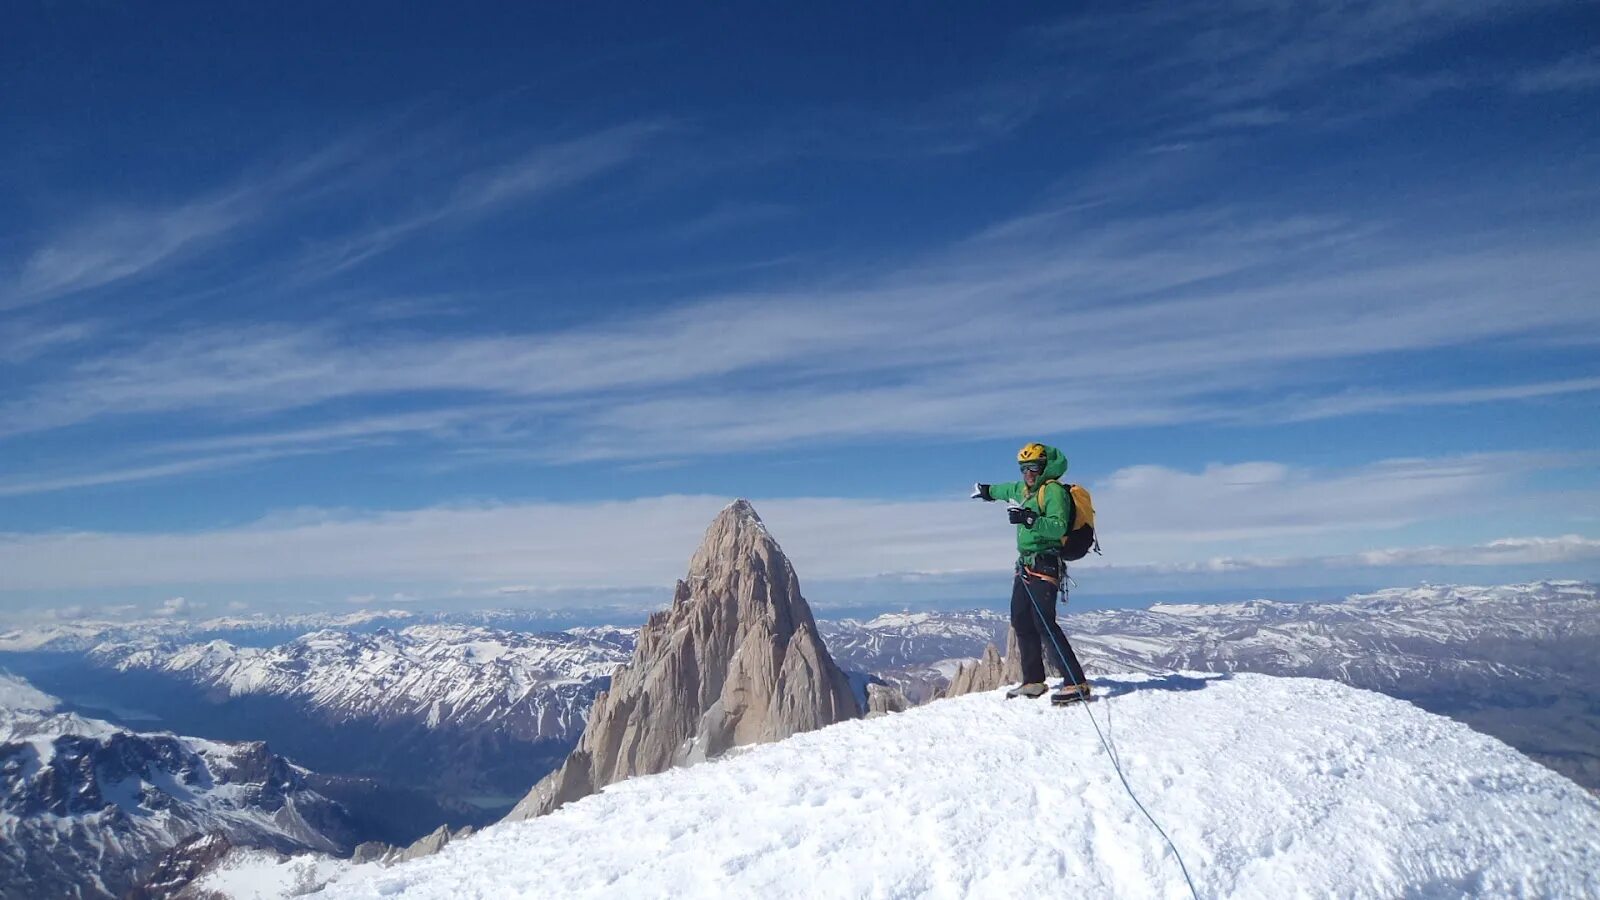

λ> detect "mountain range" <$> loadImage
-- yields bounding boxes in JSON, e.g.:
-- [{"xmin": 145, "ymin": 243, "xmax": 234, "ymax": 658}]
[
  {"xmin": 6, "ymin": 583, "xmax": 1594, "ymax": 816},
  {"xmin": 0, "ymin": 608, "xmax": 630, "ymax": 654},
  {"xmin": 74, "ymin": 625, "xmax": 634, "ymax": 837},
  {"xmin": 1, "ymin": 493, "xmax": 1595, "ymax": 897},
  {"xmin": 0, "ymin": 672, "xmax": 355, "ymax": 900}
]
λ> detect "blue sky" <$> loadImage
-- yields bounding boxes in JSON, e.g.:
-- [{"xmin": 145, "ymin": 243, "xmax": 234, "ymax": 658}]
[{"xmin": 3, "ymin": 2, "xmax": 1599, "ymax": 621}]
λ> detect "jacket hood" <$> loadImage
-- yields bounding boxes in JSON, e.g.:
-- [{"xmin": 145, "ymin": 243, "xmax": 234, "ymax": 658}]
[{"xmin": 1039, "ymin": 444, "xmax": 1068, "ymax": 482}]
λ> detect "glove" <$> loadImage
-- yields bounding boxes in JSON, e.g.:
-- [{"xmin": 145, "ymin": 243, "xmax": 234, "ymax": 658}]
[
  {"xmin": 1007, "ymin": 506, "xmax": 1038, "ymax": 527},
  {"xmin": 971, "ymin": 483, "xmax": 993, "ymax": 501}
]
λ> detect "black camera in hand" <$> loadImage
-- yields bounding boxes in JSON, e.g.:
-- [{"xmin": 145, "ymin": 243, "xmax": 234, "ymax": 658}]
[{"xmin": 1007, "ymin": 506, "xmax": 1038, "ymax": 527}]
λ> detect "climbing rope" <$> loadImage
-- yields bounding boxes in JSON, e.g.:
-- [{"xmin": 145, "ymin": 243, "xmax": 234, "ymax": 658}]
[{"xmin": 1019, "ymin": 572, "xmax": 1202, "ymax": 900}]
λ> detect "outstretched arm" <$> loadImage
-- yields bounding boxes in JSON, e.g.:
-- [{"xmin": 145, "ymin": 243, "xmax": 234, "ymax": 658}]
[{"xmin": 986, "ymin": 480, "xmax": 1025, "ymax": 503}]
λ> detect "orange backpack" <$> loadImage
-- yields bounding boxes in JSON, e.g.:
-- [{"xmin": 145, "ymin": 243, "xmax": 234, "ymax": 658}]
[{"xmin": 1037, "ymin": 481, "xmax": 1100, "ymax": 561}]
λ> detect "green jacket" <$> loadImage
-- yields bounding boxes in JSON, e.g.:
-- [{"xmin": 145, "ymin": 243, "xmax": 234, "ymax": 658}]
[{"xmin": 989, "ymin": 444, "xmax": 1069, "ymax": 560}]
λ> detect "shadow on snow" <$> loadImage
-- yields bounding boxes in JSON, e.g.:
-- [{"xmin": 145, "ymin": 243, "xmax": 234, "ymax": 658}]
[{"xmin": 1092, "ymin": 672, "xmax": 1232, "ymax": 699}]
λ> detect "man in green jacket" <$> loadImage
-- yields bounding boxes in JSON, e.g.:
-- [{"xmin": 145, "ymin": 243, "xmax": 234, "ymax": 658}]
[{"xmin": 972, "ymin": 441, "xmax": 1091, "ymax": 704}]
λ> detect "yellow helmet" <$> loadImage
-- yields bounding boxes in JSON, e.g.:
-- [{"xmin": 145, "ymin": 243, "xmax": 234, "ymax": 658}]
[{"xmin": 1017, "ymin": 442, "xmax": 1048, "ymax": 465}]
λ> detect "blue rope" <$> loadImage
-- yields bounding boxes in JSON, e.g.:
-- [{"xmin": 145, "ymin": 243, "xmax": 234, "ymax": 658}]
[{"xmin": 1019, "ymin": 571, "xmax": 1202, "ymax": 900}]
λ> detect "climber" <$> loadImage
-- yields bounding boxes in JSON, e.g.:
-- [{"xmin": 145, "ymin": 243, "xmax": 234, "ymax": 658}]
[{"xmin": 972, "ymin": 442, "xmax": 1092, "ymax": 705}]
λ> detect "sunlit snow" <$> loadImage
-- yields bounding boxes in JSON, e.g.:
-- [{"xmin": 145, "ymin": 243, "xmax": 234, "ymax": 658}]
[{"xmin": 204, "ymin": 672, "xmax": 1600, "ymax": 899}]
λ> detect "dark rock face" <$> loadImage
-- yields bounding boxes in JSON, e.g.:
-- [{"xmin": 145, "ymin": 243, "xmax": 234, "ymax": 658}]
[
  {"xmin": 865, "ymin": 683, "xmax": 910, "ymax": 716},
  {"xmin": 0, "ymin": 711, "xmax": 356, "ymax": 900},
  {"xmin": 943, "ymin": 637, "xmax": 1009, "ymax": 699},
  {"xmin": 125, "ymin": 832, "xmax": 237, "ymax": 900},
  {"xmin": 349, "ymin": 822, "xmax": 477, "ymax": 868},
  {"xmin": 507, "ymin": 500, "xmax": 861, "ymax": 820},
  {"xmin": 941, "ymin": 625, "xmax": 1060, "ymax": 698}
]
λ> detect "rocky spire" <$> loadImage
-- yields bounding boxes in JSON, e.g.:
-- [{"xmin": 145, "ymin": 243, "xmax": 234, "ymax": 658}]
[
  {"xmin": 506, "ymin": 499, "xmax": 861, "ymax": 820},
  {"xmin": 943, "ymin": 625, "xmax": 1063, "ymax": 698},
  {"xmin": 865, "ymin": 683, "xmax": 909, "ymax": 716}
]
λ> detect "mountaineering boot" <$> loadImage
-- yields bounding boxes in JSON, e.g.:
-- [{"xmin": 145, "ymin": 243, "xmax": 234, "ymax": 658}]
[
  {"xmin": 1051, "ymin": 681, "xmax": 1093, "ymax": 706},
  {"xmin": 1006, "ymin": 682, "xmax": 1048, "ymax": 700}
]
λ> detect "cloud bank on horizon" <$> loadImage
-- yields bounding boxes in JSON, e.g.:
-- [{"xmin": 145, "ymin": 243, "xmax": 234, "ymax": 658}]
[{"xmin": 1, "ymin": 2, "xmax": 1597, "ymax": 617}]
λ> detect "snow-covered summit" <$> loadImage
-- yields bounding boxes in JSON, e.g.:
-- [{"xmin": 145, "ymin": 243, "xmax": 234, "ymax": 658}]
[
  {"xmin": 822, "ymin": 581, "xmax": 1600, "ymax": 789},
  {"xmin": 201, "ymin": 672, "xmax": 1600, "ymax": 899}
]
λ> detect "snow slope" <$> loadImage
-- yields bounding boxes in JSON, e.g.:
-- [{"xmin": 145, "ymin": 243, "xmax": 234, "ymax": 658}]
[{"xmin": 203, "ymin": 672, "xmax": 1600, "ymax": 899}]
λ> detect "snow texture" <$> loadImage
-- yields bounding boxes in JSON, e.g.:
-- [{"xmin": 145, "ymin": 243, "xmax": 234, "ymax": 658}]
[
  {"xmin": 200, "ymin": 849, "xmax": 350, "ymax": 900},
  {"xmin": 824, "ymin": 580, "xmax": 1600, "ymax": 789},
  {"xmin": 214, "ymin": 672, "xmax": 1600, "ymax": 899},
  {"xmin": 0, "ymin": 669, "xmax": 59, "ymax": 711}
]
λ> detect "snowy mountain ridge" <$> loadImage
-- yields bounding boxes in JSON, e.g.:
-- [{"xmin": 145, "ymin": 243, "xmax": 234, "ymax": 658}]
[
  {"xmin": 0, "ymin": 607, "xmax": 628, "ymax": 654},
  {"xmin": 89, "ymin": 625, "xmax": 632, "ymax": 738},
  {"xmin": 0, "ymin": 673, "xmax": 355, "ymax": 900},
  {"xmin": 820, "ymin": 610, "xmax": 1008, "ymax": 703},
  {"xmin": 195, "ymin": 672, "xmax": 1600, "ymax": 899},
  {"xmin": 0, "ymin": 610, "xmax": 422, "ymax": 653},
  {"xmin": 58, "ymin": 625, "xmax": 638, "ymax": 825}
]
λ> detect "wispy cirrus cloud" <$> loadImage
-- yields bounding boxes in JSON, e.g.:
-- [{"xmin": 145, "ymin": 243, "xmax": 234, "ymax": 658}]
[
  {"xmin": 3, "ymin": 194, "xmax": 1597, "ymax": 483},
  {"xmin": 295, "ymin": 120, "xmax": 668, "ymax": 277},
  {"xmin": 782, "ymin": 77, "xmax": 1061, "ymax": 159},
  {"xmin": 0, "ymin": 406, "xmax": 534, "ymax": 498},
  {"xmin": 0, "ymin": 452, "xmax": 300, "ymax": 498},
  {"xmin": 0, "ymin": 298, "xmax": 864, "ymax": 438},
  {"xmin": 656, "ymin": 202, "xmax": 793, "ymax": 243},
  {"xmin": 1270, "ymin": 377, "xmax": 1600, "ymax": 422},
  {"xmin": 0, "ymin": 316, "xmax": 100, "ymax": 364},
  {"xmin": 2, "ymin": 198, "xmax": 242, "ymax": 309},
  {"xmin": 4, "ymin": 18, "xmax": 1597, "ymax": 497},
  {"xmin": 1033, "ymin": 0, "xmax": 1565, "ymax": 136},
  {"xmin": 1166, "ymin": 0, "xmax": 1533, "ymax": 106},
  {"xmin": 1512, "ymin": 51, "xmax": 1600, "ymax": 94},
  {"xmin": 0, "ymin": 139, "xmax": 366, "ymax": 310},
  {"xmin": 0, "ymin": 118, "xmax": 665, "ymax": 312}
]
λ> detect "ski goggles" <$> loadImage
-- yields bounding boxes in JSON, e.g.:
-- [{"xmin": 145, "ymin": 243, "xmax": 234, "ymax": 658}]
[{"xmin": 1020, "ymin": 461, "xmax": 1045, "ymax": 475}]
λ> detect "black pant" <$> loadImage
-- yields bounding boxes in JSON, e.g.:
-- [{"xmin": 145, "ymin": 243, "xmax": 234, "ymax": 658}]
[{"xmin": 1010, "ymin": 563, "xmax": 1087, "ymax": 685}]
